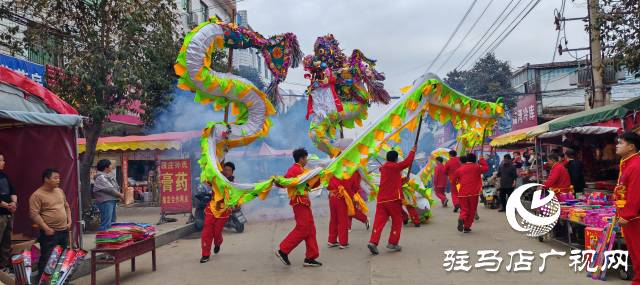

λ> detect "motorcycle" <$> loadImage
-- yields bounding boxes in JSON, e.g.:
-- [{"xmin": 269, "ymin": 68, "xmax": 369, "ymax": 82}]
[
  {"xmin": 194, "ymin": 182, "xmax": 247, "ymax": 233},
  {"xmin": 480, "ymin": 171, "xmax": 501, "ymax": 209}
]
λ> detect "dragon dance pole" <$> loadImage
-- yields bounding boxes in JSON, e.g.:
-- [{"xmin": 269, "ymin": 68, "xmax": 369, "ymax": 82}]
[
  {"xmin": 479, "ymin": 127, "xmax": 487, "ymax": 164},
  {"xmin": 406, "ymin": 114, "xmax": 424, "ymax": 174}
]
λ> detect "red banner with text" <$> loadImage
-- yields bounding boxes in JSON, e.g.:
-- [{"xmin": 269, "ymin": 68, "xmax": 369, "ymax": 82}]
[
  {"xmin": 160, "ymin": 159, "xmax": 192, "ymax": 214},
  {"xmin": 511, "ymin": 94, "xmax": 537, "ymax": 130}
]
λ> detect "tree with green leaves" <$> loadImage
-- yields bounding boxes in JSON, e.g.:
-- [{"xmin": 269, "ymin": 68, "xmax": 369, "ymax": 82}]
[
  {"xmin": 593, "ymin": 0, "xmax": 640, "ymax": 77},
  {"xmin": 443, "ymin": 53, "xmax": 516, "ymax": 109},
  {"xmin": 0, "ymin": 0, "xmax": 181, "ymax": 211}
]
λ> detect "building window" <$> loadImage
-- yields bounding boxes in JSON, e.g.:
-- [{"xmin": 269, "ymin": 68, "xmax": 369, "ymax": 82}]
[
  {"xmin": 200, "ymin": 1, "xmax": 208, "ymax": 22},
  {"xmin": 182, "ymin": 0, "xmax": 191, "ymax": 12},
  {"xmin": 236, "ymin": 14, "xmax": 242, "ymax": 25},
  {"xmin": 28, "ymin": 45, "xmax": 57, "ymax": 66}
]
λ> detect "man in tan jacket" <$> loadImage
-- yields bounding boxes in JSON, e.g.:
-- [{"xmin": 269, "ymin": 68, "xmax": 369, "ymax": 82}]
[{"xmin": 29, "ymin": 169, "xmax": 71, "ymax": 280}]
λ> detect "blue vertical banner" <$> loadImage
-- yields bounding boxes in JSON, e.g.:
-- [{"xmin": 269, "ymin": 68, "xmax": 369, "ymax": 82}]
[{"xmin": 0, "ymin": 54, "xmax": 45, "ymax": 86}]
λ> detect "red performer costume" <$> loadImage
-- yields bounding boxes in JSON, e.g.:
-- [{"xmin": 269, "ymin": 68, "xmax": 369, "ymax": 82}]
[
  {"xmin": 433, "ymin": 162, "xmax": 448, "ymax": 206},
  {"xmin": 402, "ymin": 206, "xmax": 420, "ymax": 225},
  {"xmin": 201, "ymin": 176, "xmax": 234, "ymax": 259},
  {"xmin": 542, "ymin": 162, "xmax": 573, "ymax": 194},
  {"xmin": 276, "ymin": 159, "xmax": 322, "ymax": 267},
  {"xmin": 452, "ymin": 157, "xmax": 488, "ymax": 232},
  {"xmin": 346, "ymin": 172, "xmax": 369, "ymax": 229},
  {"xmin": 615, "ymin": 153, "xmax": 640, "ymax": 285},
  {"xmin": 327, "ymin": 176, "xmax": 352, "ymax": 247},
  {"xmin": 444, "ymin": 156, "xmax": 462, "ymax": 207},
  {"xmin": 369, "ymin": 150, "xmax": 415, "ymax": 250}
]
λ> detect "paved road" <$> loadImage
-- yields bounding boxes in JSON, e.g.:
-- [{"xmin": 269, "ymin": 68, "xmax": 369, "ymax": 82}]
[{"xmin": 75, "ymin": 193, "xmax": 630, "ymax": 285}]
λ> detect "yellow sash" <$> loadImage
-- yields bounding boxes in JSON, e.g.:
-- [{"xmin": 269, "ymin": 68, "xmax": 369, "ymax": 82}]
[
  {"xmin": 353, "ymin": 193, "xmax": 369, "ymax": 214},
  {"xmin": 550, "ymin": 185, "xmax": 574, "ymax": 193}
]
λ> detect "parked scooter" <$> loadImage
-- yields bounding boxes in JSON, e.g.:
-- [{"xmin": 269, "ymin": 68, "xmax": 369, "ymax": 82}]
[
  {"xmin": 194, "ymin": 181, "xmax": 246, "ymax": 233},
  {"xmin": 480, "ymin": 171, "xmax": 501, "ymax": 209}
]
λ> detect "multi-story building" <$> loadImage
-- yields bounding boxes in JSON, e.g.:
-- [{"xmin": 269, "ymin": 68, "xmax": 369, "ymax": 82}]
[
  {"xmin": 0, "ymin": 1, "xmax": 52, "ymax": 86},
  {"xmin": 177, "ymin": 2, "xmax": 271, "ymax": 84},
  {"xmin": 509, "ymin": 60, "xmax": 634, "ymax": 119}
]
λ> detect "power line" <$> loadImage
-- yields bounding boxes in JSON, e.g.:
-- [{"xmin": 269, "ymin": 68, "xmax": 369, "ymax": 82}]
[
  {"xmin": 425, "ymin": 0, "xmax": 479, "ymax": 72},
  {"xmin": 435, "ymin": 0, "xmax": 495, "ymax": 74},
  {"xmin": 488, "ymin": 0, "xmax": 542, "ymax": 54},
  {"xmin": 386, "ymin": 32, "xmax": 487, "ymax": 78},
  {"xmin": 455, "ymin": 0, "xmax": 516, "ymax": 71},
  {"xmin": 466, "ymin": 0, "xmax": 539, "ymax": 69},
  {"xmin": 459, "ymin": 0, "xmax": 525, "ymax": 69}
]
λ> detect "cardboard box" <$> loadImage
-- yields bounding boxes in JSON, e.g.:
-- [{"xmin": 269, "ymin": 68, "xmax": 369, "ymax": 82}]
[
  {"xmin": 0, "ymin": 269, "xmax": 14, "ymax": 285},
  {"xmin": 0, "ymin": 234, "xmax": 39, "ymax": 285},
  {"xmin": 10, "ymin": 233, "xmax": 37, "ymax": 256}
]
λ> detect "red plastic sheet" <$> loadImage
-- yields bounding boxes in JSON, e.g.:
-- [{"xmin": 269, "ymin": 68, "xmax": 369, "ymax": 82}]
[
  {"xmin": 0, "ymin": 66, "xmax": 78, "ymax": 115},
  {"xmin": 0, "ymin": 124, "xmax": 79, "ymax": 246}
]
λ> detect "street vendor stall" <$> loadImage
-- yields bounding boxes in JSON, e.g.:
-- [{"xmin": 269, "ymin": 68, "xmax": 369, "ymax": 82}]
[
  {"xmin": 0, "ymin": 66, "xmax": 84, "ymax": 247},
  {"xmin": 525, "ymin": 97, "xmax": 640, "ymax": 191},
  {"xmin": 78, "ymin": 131, "xmax": 201, "ymax": 205}
]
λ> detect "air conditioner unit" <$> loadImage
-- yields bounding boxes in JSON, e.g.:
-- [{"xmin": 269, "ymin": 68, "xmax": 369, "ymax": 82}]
[{"xmin": 570, "ymin": 67, "xmax": 627, "ymax": 87}]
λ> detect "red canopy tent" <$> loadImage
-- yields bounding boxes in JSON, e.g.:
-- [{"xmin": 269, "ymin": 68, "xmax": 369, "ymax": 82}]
[{"xmin": 0, "ymin": 66, "xmax": 84, "ymax": 247}]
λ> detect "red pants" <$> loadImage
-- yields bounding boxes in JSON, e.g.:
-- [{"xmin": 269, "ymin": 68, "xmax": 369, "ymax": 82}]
[
  {"xmin": 450, "ymin": 180, "xmax": 459, "ymax": 206},
  {"xmin": 435, "ymin": 186, "xmax": 447, "ymax": 204},
  {"xmin": 402, "ymin": 206, "xmax": 420, "ymax": 225},
  {"xmin": 458, "ymin": 196, "xmax": 479, "ymax": 229},
  {"xmin": 369, "ymin": 200, "xmax": 403, "ymax": 246},
  {"xmin": 623, "ymin": 219, "xmax": 640, "ymax": 285},
  {"xmin": 328, "ymin": 195, "xmax": 349, "ymax": 245},
  {"xmin": 201, "ymin": 214, "xmax": 229, "ymax": 257},
  {"xmin": 349, "ymin": 208, "xmax": 368, "ymax": 228},
  {"xmin": 280, "ymin": 203, "xmax": 319, "ymax": 259}
]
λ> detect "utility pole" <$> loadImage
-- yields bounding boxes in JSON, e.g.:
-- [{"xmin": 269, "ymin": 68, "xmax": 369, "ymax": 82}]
[
  {"xmin": 588, "ymin": 0, "xmax": 605, "ymax": 108},
  {"xmin": 224, "ymin": 4, "xmax": 237, "ymax": 124}
]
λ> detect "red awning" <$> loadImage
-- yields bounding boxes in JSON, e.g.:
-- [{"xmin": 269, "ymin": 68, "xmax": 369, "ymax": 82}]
[{"xmin": 0, "ymin": 66, "xmax": 78, "ymax": 115}]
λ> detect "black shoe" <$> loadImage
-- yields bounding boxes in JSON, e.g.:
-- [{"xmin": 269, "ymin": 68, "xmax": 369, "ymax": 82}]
[
  {"xmin": 498, "ymin": 209, "xmax": 506, "ymax": 212},
  {"xmin": 463, "ymin": 228, "xmax": 472, "ymax": 233},
  {"xmin": 303, "ymin": 258, "xmax": 323, "ymax": 267},
  {"xmin": 200, "ymin": 256, "xmax": 210, "ymax": 263},
  {"xmin": 367, "ymin": 242, "xmax": 379, "ymax": 254},
  {"xmin": 453, "ymin": 205, "xmax": 460, "ymax": 213},
  {"xmin": 475, "ymin": 212, "xmax": 480, "ymax": 220},
  {"xmin": 457, "ymin": 218, "xmax": 464, "ymax": 232},
  {"xmin": 214, "ymin": 246, "xmax": 220, "ymax": 254},
  {"xmin": 276, "ymin": 250, "xmax": 291, "ymax": 266},
  {"xmin": 415, "ymin": 223, "xmax": 421, "ymax": 228},
  {"xmin": 403, "ymin": 219, "xmax": 408, "ymax": 225}
]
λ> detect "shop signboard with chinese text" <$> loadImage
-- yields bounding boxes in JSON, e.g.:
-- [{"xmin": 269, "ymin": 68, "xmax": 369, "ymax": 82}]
[
  {"xmin": 511, "ymin": 94, "xmax": 537, "ymax": 130},
  {"xmin": 160, "ymin": 159, "xmax": 192, "ymax": 214},
  {"xmin": 0, "ymin": 54, "xmax": 45, "ymax": 86}
]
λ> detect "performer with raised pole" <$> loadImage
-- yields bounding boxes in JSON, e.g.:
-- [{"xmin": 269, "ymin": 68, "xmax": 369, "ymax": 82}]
[
  {"xmin": 367, "ymin": 145, "xmax": 417, "ymax": 254},
  {"xmin": 200, "ymin": 162, "xmax": 236, "ymax": 263},
  {"xmin": 275, "ymin": 147, "xmax": 323, "ymax": 267},
  {"xmin": 452, "ymin": 153, "xmax": 488, "ymax": 233}
]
